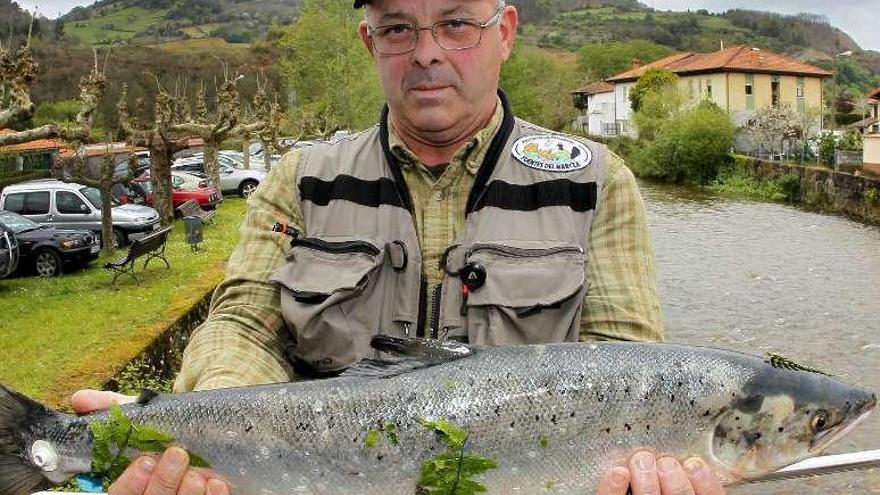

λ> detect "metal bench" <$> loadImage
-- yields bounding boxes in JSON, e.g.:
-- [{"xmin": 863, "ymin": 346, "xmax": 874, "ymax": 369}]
[
  {"xmin": 176, "ymin": 199, "xmax": 216, "ymax": 225},
  {"xmin": 103, "ymin": 226, "xmax": 173, "ymax": 288}
]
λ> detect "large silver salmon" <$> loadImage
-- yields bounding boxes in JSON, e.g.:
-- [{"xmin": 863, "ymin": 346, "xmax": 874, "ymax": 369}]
[{"xmin": 0, "ymin": 336, "xmax": 875, "ymax": 495}]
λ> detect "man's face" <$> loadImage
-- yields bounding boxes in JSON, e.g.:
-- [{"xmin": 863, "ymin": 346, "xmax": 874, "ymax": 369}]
[{"xmin": 359, "ymin": 0, "xmax": 517, "ymax": 137}]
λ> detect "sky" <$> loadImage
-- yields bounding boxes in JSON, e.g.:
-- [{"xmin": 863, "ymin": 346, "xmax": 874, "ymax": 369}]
[{"xmin": 14, "ymin": 0, "xmax": 880, "ymax": 52}]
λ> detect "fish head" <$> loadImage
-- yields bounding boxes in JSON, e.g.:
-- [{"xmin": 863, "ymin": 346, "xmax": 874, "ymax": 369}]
[{"xmin": 707, "ymin": 366, "xmax": 876, "ymax": 483}]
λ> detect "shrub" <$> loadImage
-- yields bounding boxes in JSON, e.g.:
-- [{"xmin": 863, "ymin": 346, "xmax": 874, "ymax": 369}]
[{"xmin": 630, "ymin": 102, "xmax": 735, "ymax": 184}]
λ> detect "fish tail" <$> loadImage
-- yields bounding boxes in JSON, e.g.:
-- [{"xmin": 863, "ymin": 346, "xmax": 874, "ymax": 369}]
[{"xmin": 0, "ymin": 385, "xmax": 55, "ymax": 495}]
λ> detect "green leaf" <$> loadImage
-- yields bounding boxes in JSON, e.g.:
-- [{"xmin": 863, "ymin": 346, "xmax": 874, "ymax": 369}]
[
  {"xmin": 415, "ymin": 417, "xmax": 468, "ymax": 449},
  {"xmin": 365, "ymin": 429, "xmax": 381, "ymax": 449},
  {"xmin": 188, "ymin": 452, "xmax": 211, "ymax": 468},
  {"xmin": 382, "ymin": 422, "xmax": 399, "ymax": 446}
]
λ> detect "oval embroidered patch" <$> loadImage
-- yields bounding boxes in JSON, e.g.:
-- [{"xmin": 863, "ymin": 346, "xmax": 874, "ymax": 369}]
[{"xmin": 512, "ymin": 135, "xmax": 592, "ymax": 173}]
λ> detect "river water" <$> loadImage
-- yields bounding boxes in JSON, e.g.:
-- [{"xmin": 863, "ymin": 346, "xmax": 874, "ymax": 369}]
[{"xmin": 640, "ymin": 181, "xmax": 880, "ymax": 494}]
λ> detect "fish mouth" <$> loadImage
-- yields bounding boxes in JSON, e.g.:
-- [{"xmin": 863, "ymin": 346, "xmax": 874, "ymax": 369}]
[{"xmin": 811, "ymin": 403, "xmax": 875, "ymax": 454}]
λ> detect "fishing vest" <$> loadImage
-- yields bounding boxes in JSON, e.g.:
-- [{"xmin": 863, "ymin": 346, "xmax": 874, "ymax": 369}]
[{"xmin": 271, "ymin": 93, "xmax": 608, "ymax": 375}]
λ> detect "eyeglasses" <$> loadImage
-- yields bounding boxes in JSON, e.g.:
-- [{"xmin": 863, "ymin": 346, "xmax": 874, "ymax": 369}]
[{"xmin": 368, "ymin": 7, "xmax": 504, "ymax": 56}]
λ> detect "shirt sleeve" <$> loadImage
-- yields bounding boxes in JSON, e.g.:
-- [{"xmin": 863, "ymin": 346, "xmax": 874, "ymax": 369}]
[
  {"xmin": 580, "ymin": 151, "xmax": 664, "ymax": 342},
  {"xmin": 173, "ymin": 151, "xmax": 306, "ymax": 392}
]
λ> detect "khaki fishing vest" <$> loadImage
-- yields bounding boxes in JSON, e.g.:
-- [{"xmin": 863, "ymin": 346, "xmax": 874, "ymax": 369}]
[{"xmin": 271, "ymin": 93, "xmax": 608, "ymax": 375}]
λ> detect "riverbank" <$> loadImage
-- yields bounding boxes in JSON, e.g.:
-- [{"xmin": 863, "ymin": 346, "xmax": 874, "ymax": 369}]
[
  {"xmin": 715, "ymin": 156, "xmax": 880, "ymax": 224},
  {"xmin": 0, "ymin": 198, "xmax": 246, "ymax": 407}
]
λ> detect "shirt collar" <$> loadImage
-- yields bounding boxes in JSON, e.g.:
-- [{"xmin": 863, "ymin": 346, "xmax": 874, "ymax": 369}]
[{"xmin": 388, "ymin": 97, "xmax": 505, "ymax": 176}]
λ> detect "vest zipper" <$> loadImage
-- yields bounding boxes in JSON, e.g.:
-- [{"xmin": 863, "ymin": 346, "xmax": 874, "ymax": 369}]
[
  {"xmin": 430, "ymin": 283, "xmax": 442, "ymax": 339},
  {"xmin": 416, "ymin": 277, "xmax": 427, "ymax": 338},
  {"xmin": 468, "ymin": 243, "xmax": 583, "ymax": 258},
  {"xmin": 294, "ymin": 237, "xmax": 380, "ymax": 256}
]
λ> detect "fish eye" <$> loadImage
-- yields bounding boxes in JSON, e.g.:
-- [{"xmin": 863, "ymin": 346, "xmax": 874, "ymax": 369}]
[{"xmin": 810, "ymin": 410, "xmax": 830, "ymax": 432}]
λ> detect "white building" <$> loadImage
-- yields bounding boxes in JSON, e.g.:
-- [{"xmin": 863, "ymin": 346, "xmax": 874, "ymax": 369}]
[{"xmin": 570, "ymin": 81, "xmax": 618, "ymax": 136}]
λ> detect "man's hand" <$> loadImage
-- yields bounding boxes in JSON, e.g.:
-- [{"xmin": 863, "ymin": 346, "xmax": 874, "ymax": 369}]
[
  {"xmin": 596, "ymin": 451, "xmax": 726, "ymax": 495},
  {"xmin": 71, "ymin": 390, "xmax": 230, "ymax": 495}
]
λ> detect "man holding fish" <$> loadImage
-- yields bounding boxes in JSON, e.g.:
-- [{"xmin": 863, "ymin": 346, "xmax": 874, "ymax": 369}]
[{"xmin": 68, "ymin": 0, "xmax": 766, "ymax": 494}]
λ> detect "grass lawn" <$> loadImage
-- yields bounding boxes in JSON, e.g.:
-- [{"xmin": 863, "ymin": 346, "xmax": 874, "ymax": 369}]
[{"xmin": 0, "ymin": 198, "xmax": 247, "ymax": 406}]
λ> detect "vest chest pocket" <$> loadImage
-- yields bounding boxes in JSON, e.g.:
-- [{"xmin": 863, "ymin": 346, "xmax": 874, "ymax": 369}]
[
  {"xmin": 461, "ymin": 242, "xmax": 587, "ymax": 345},
  {"xmin": 270, "ymin": 236, "xmax": 386, "ymax": 374}
]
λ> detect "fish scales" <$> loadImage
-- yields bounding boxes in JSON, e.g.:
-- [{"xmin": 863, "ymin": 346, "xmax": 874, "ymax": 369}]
[{"xmin": 0, "ymin": 340, "xmax": 875, "ymax": 495}]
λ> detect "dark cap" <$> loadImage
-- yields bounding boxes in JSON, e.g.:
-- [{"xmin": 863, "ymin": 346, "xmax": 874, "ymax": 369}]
[{"xmin": 353, "ymin": 0, "xmax": 369, "ymax": 7}]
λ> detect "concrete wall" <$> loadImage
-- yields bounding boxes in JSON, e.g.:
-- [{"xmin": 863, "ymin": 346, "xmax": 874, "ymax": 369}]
[
  {"xmin": 734, "ymin": 155, "xmax": 880, "ymax": 224},
  {"xmin": 865, "ymin": 134, "xmax": 880, "ymax": 167}
]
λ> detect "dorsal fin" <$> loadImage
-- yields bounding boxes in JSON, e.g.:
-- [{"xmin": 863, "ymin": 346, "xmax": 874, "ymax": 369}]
[
  {"xmin": 371, "ymin": 335, "xmax": 472, "ymax": 361},
  {"xmin": 341, "ymin": 336, "xmax": 473, "ymax": 379}
]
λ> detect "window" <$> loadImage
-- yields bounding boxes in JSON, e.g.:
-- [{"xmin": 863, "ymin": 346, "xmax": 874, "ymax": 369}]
[
  {"xmin": 172, "ymin": 175, "xmax": 184, "ymax": 187},
  {"xmin": 771, "ymin": 76, "xmax": 780, "ymax": 107},
  {"xmin": 56, "ymin": 191, "xmax": 88, "ymax": 214},
  {"xmin": 745, "ymin": 74, "xmax": 755, "ymax": 111},
  {"xmin": 5, "ymin": 192, "xmax": 50, "ymax": 215},
  {"xmin": 706, "ymin": 79, "xmax": 713, "ymax": 99}
]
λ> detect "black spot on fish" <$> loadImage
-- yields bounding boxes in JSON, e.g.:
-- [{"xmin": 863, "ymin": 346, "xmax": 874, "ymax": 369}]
[
  {"xmin": 690, "ymin": 399, "xmax": 695, "ymax": 407},
  {"xmin": 551, "ymin": 414, "xmax": 558, "ymax": 424},
  {"xmin": 778, "ymin": 427, "xmax": 784, "ymax": 433},
  {"xmin": 245, "ymin": 424, "xmax": 253, "ymax": 433},
  {"xmin": 624, "ymin": 387, "xmax": 630, "ymax": 394},
  {"xmin": 703, "ymin": 410, "xmax": 711, "ymax": 417},
  {"xmin": 605, "ymin": 428, "xmax": 611, "ymax": 434},
  {"xmin": 646, "ymin": 424, "xmax": 651, "ymax": 430},
  {"xmin": 535, "ymin": 415, "xmax": 540, "ymax": 422},
  {"xmin": 735, "ymin": 416, "xmax": 740, "ymax": 421},
  {"xmin": 510, "ymin": 420, "xmax": 516, "ymax": 428},
  {"xmin": 624, "ymin": 423, "xmax": 632, "ymax": 431},
  {"xmin": 377, "ymin": 455, "xmax": 384, "ymax": 461},
  {"xmin": 495, "ymin": 406, "xmax": 501, "ymax": 416},
  {"xmin": 677, "ymin": 381, "xmax": 683, "ymax": 388},
  {"xmin": 670, "ymin": 394, "xmax": 675, "ymax": 402},
  {"xmin": 570, "ymin": 412, "xmax": 576, "ymax": 418},
  {"xmin": 715, "ymin": 424, "xmax": 729, "ymax": 439}
]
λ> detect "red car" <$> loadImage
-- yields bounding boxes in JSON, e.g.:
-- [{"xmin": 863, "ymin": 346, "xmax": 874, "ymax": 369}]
[{"xmin": 123, "ymin": 173, "xmax": 222, "ymax": 210}]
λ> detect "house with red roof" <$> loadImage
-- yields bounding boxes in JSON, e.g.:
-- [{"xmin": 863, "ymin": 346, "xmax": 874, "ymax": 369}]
[
  {"xmin": 0, "ymin": 129, "xmax": 70, "ymax": 183},
  {"xmin": 863, "ymin": 88, "xmax": 880, "ymax": 175},
  {"xmin": 577, "ymin": 46, "xmax": 832, "ymax": 137}
]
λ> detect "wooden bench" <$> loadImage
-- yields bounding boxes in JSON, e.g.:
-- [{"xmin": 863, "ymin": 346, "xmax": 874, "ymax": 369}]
[
  {"xmin": 176, "ymin": 199, "xmax": 216, "ymax": 225},
  {"xmin": 104, "ymin": 226, "xmax": 173, "ymax": 288}
]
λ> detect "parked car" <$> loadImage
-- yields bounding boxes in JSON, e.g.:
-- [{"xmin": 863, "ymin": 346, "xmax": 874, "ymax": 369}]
[
  {"xmin": 170, "ymin": 161, "xmax": 265, "ymax": 197},
  {"xmin": 0, "ymin": 222, "xmax": 20, "ymax": 279},
  {"xmin": 0, "ymin": 179, "xmax": 161, "ymax": 247},
  {"xmin": 0, "ymin": 210, "xmax": 100, "ymax": 276},
  {"xmin": 132, "ymin": 174, "xmax": 222, "ymax": 211}
]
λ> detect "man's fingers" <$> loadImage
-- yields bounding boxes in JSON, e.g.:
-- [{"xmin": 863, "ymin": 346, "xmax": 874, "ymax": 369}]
[
  {"xmin": 206, "ymin": 478, "xmax": 230, "ymax": 495},
  {"xmin": 71, "ymin": 389, "xmax": 136, "ymax": 413},
  {"xmin": 178, "ymin": 471, "xmax": 207, "ymax": 495},
  {"xmin": 108, "ymin": 456, "xmax": 156, "ymax": 495},
  {"xmin": 144, "ymin": 447, "xmax": 190, "ymax": 495},
  {"xmin": 683, "ymin": 458, "xmax": 726, "ymax": 495},
  {"xmin": 657, "ymin": 457, "xmax": 696, "ymax": 495},
  {"xmin": 595, "ymin": 465, "xmax": 631, "ymax": 495},
  {"xmin": 630, "ymin": 451, "xmax": 661, "ymax": 495}
]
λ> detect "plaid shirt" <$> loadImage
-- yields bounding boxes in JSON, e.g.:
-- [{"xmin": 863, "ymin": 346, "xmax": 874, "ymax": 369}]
[{"xmin": 174, "ymin": 104, "xmax": 664, "ymax": 393}]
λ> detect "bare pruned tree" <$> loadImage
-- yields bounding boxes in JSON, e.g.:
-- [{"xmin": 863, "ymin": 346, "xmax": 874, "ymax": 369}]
[{"xmin": 118, "ymin": 81, "xmax": 188, "ymax": 225}]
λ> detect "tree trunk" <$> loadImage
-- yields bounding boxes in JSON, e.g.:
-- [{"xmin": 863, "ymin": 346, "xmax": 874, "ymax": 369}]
[
  {"xmin": 99, "ymin": 181, "xmax": 116, "ymax": 253},
  {"xmin": 204, "ymin": 140, "xmax": 221, "ymax": 192},
  {"xmin": 149, "ymin": 140, "xmax": 175, "ymax": 225},
  {"xmin": 242, "ymin": 138, "xmax": 251, "ymax": 170},
  {"xmin": 260, "ymin": 137, "xmax": 272, "ymax": 174}
]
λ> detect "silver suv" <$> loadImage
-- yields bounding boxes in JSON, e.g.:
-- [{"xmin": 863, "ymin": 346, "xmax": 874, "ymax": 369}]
[{"xmin": 0, "ymin": 179, "xmax": 161, "ymax": 246}]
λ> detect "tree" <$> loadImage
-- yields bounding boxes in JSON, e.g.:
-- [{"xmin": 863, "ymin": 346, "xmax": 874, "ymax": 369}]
[
  {"xmin": 631, "ymin": 102, "xmax": 735, "ymax": 184},
  {"xmin": 276, "ymin": 0, "xmax": 382, "ymax": 131},
  {"xmin": 117, "ymin": 83, "xmax": 187, "ymax": 225},
  {"xmin": 632, "ymin": 84, "xmax": 685, "ymax": 142},
  {"xmin": 745, "ymin": 104, "xmax": 801, "ymax": 159},
  {"xmin": 629, "ymin": 68, "xmax": 678, "ymax": 113},
  {"xmin": 576, "ymin": 40, "xmax": 672, "ymax": 81},
  {"xmin": 500, "ymin": 44, "xmax": 580, "ymax": 131}
]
